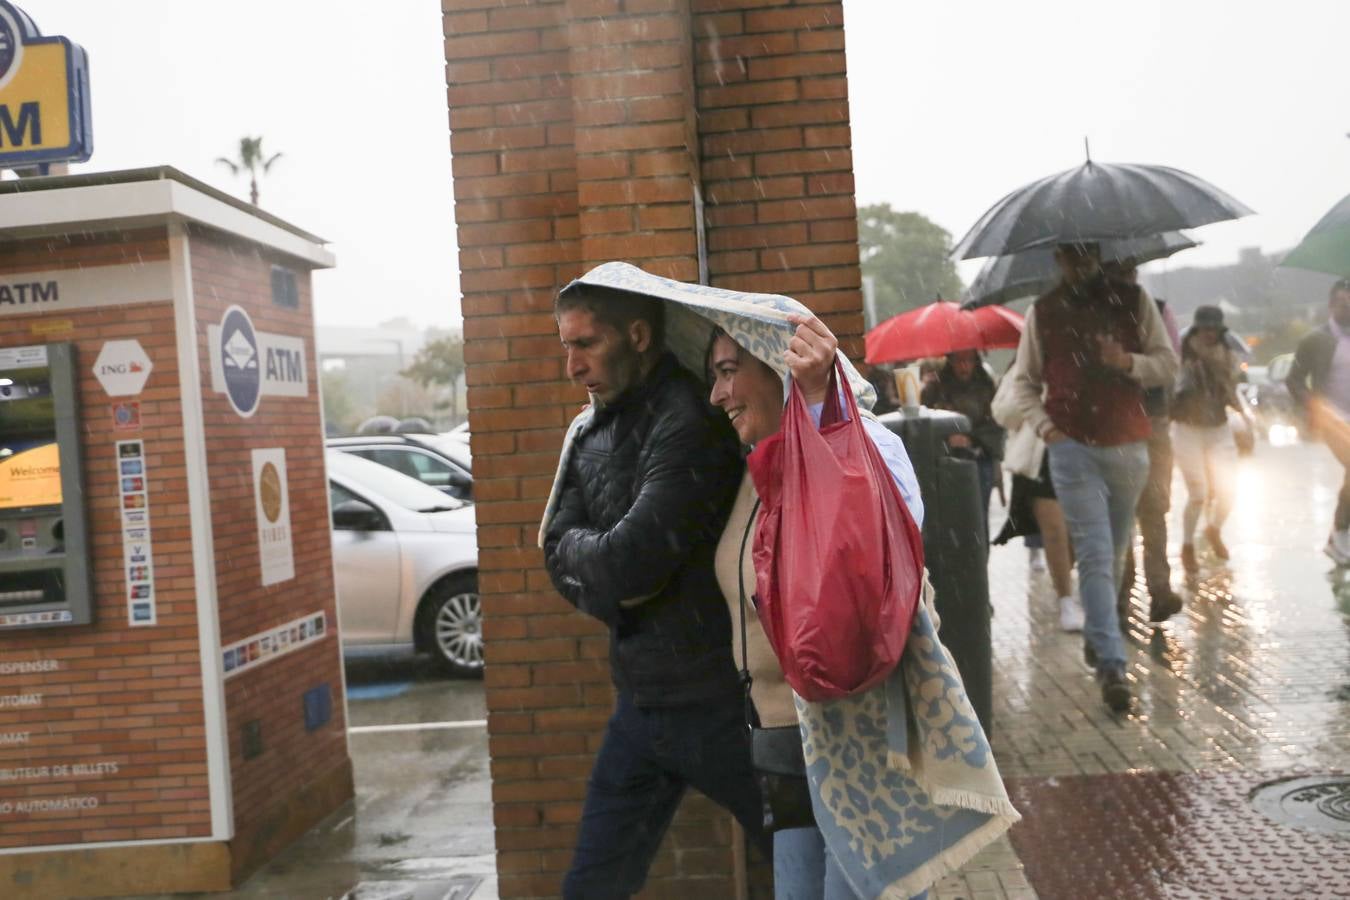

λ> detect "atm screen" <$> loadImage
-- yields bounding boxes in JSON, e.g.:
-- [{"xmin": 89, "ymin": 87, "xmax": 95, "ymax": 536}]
[{"xmin": 0, "ymin": 353, "xmax": 60, "ymax": 512}]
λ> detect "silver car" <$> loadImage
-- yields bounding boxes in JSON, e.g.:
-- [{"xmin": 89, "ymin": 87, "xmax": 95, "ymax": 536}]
[{"xmin": 327, "ymin": 450, "xmax": 482, "ymax": 677}]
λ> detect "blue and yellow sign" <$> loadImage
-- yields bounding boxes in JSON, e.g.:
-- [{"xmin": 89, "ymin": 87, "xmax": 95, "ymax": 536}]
[{"xmin": 0, "ymin": 1, "xmax": 91, "ymax": 168}]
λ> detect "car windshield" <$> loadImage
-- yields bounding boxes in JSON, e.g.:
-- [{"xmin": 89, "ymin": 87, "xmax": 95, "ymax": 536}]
[{"xmin": 327, "ymin": 451, "xmax": 465, "ymax": 512}]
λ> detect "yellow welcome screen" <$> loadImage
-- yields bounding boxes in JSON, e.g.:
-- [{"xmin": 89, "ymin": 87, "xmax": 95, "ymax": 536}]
[{"xmin": 0, "ymin": 442, "xmax": 61, "ymax": 510}]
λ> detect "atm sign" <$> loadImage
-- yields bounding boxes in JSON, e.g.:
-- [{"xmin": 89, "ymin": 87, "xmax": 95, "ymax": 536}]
[{"xmin": 0, "ymin": 1, "xmax": 91, "ymax": 168}]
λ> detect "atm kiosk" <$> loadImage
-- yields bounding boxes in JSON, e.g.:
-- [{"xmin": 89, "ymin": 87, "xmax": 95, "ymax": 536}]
[
  {"xmin": 0, "ymin": 168, "xmax": 351, "ymax": 898},
  {"xmin": 0, "ymin": 342, "xmax": 92, "ymax": 626}
]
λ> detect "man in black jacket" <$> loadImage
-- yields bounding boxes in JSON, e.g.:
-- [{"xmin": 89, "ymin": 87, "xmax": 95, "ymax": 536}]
[
  {"xmin": 1287, "ymin": 279, "xmax": 1350, "ymax": 564},
  {"xmin": 544, "ymin": 283, "xmax": 762, "ymax": 898}
]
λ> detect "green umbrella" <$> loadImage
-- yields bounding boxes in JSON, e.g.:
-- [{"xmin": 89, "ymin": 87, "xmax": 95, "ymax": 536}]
[{"xmin": 1282, "ymin": 193, "xmax": 1350, "ymax": 277}]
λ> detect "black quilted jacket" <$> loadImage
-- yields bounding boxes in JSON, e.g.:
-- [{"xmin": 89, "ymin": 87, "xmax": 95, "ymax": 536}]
[{"xmin": 544, "ymin": 353, "xmax": 744, "ymax": 706}]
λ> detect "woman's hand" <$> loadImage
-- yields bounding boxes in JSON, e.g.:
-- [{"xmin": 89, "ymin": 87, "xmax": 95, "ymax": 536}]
[{"xmin": 784, "ymin": 313, "xmax": 838, "ymax": 405}]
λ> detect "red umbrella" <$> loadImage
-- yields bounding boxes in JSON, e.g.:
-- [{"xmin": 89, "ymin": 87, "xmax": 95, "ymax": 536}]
[{"xmin": 864, "ymin": 301, "xmax": 1024, "ymax": 365}]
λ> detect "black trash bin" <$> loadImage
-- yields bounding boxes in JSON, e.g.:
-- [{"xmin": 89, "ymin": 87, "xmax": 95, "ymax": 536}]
[{"xmin": 879, "ymin": 408, "xmax": 993, "ymax": 735}]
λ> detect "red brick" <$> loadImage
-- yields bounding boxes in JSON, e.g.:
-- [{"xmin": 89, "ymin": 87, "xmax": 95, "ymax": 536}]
[
  {"xmin": 576, "ymin": 121, "xmax": 687, "ymax": 154},
  {"xmin": 744, "ymin": 7, "xmax": 839, "ymax": 32},
  {"xmin": 698, "ymin": 78, "xmax": 798, "ymax": 108},
  {"xmin": 636, "ymin": 204, "xmax": 695, "ymax": 231},
  {"xmin": 579, "ymin": 207, "xmax": 635, "ymax": 234},
  {"xmin": 802, "ymin": 75, "xmax": 849, "ymax": 101},
  {"xmin": 706, "ymin": 222, "xmax": 809, "ymax": 252},
  {"xmin": 754, "ymin": 148, "xmax": 852, "ymax": 177},
  {"xmin": 568, "ymin": 15, "xmax": 684, "ymax": 46},
  {"xmin": 702, "ymin": 127, "xmax": 803, "ymax": 156},
  {"xmin": 444, "ymin": 29, "xmax": 540, "ymax": 60},
  {"xmin": 693, "ymin": 30, "xmax": 796, "ymax": 62},
  {"xmin": 492, "ymin": 51, "xmax": 570, "ymax": 80},
  {"xmin": 749, "ymin": 99, "xmax": 847, "ymax": 129},
  {"xmin": 761, "ymin": 242, "xmax": 858, "ymax": 269}
]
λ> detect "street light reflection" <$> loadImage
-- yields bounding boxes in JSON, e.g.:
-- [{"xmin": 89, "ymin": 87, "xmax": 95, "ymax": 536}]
[{"xmin": 1266, "ymin": 424, "xmax": 1299, "ymax": 447}]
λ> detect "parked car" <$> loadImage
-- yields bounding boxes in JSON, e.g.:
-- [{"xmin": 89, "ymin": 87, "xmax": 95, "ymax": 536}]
[
  {"xmin": 327, "ymin": 450, "xmax": 482, "ymax": 677},
  {"xmin": 328, "ymin": 433, "xmax": 472, "ymax": 500}
]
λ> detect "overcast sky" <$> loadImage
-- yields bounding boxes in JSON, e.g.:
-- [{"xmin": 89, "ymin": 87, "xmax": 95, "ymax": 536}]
[{"xmin": 25, "ymin": 0, "xmax": 1350, "ymax": 327}]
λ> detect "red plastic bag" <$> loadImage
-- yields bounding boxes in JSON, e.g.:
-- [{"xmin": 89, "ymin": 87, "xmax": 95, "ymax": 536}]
[{"xmin": 746, "ymin": 358, "xmax": 924, "ymax": 701}]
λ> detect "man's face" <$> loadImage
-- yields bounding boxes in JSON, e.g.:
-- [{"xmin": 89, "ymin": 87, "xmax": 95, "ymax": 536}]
[
  {"xmin": 558, "ymin": 308, "xmax": 644, "ymax": 406},
  {"xmin": 1331, "ymin": 290, "xmax": 1350, "ymax": 328},
  {"xmin": 1054, "ymin": 244, "xmax": 1102, "ymax": 286}
]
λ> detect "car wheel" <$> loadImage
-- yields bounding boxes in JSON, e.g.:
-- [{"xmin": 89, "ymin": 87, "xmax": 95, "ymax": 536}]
[{"xmin": 417, "ymin": 573, "xmax": 484, "ymax": 678}]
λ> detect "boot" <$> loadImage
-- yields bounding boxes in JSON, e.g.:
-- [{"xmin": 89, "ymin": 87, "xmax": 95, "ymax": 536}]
[
  {"xmin": 1181, "ymin": 543, "xmax": 1199, "ymax": 574},
  {"xmin": 1148, "ymin": 585, "xmax": 1184, "ymax": 623},
  {"xmin": 1204, "ymin": 525, "xmax": 1229, "ymax": 560},
  {"xmin": 1099, "ymin": 669, "xmax": 1132, "ymax": 713}
]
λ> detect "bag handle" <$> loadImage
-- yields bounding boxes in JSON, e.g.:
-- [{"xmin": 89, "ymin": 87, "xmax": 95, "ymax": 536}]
[
  {"xmin": 798, "ymin": 356, "xmax": 865, "ymax": 437},
  {"xmin": 738, "ymin": 497, "xmax": 762, "ymax": 729}
]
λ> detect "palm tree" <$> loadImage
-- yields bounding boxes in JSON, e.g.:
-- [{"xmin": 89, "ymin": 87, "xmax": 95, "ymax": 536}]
[{"xmin": 215, "ymin": 137, "xmax": 282, "ymax": 206}]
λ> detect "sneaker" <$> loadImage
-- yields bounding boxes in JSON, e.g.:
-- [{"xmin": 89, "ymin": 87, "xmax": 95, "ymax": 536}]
[
  {"xmin": 1028, "ymin": 547, "xmax": 1046, "ymax": 572},
  {"xmin": 1148, "ymin": 586, "xmax": 1184, "ymax": 623},
  {"xmin": 1058, "ymin": 596, "xmax": 1085, "ymax": 632},
  {"xmin": 1325, "ymin": 536, "xmax": 1350, "ymax": 567},
  {"xmin": 1181, "ymin": 543, "xmax": 1199, "ymax": 574},
  {"xmin": 1099, "ymin": 669, "xmax": 1132, "ymax": 712},
  {"xmin": 1204, "ymin": 526, "xmax": 1229, "ymax": 560},
  {"xmin": 1083, "ymin": 642, "xmax": 1098, "ymax": 669}
]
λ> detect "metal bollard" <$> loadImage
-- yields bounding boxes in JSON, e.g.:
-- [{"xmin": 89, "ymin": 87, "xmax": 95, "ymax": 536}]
[{"xmin": 880, "ymin": 409, "xmax": 994, "ymax": 735}]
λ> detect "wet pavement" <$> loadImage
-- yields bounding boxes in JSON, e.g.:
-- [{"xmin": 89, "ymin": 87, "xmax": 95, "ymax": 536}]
[
  {"xmin": 132, "ymin": 657, "xmax": 498, "ymax": 900},
  {"xmin": 937, "ymin": 438, "xmax": 1350, "ymax": 900},
  {"xmin": 127, "ymin": 439, "xmax": 1350, "ymax": 900}
]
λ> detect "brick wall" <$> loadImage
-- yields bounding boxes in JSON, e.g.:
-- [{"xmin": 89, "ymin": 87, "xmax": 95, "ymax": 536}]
[
  {"xmin": 186, "ymin": 225, "xmax": 351, "ymax": 873},
  {"xmin": 444, "ymin": 1, "xmax": 861, "ymax": 896},
  {"xmin": 0, "ymin": 228, "xmax": 214, "ymax": 847}
]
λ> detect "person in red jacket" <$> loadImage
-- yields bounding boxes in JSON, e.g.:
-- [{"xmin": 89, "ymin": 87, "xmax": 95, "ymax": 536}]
[{"xmin": 1004, "ymin": 243, "xmax": 1179, "ymax": 712}]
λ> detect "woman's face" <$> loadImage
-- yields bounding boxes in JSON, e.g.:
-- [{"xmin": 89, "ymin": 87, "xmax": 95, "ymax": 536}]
[
  {"xmin": 1195, "ymin": 326, "xmax": 1221, "ymax": 348},
  {"xmin": 948, "ymin": 351, "xmax": 978, "ymax": 381},
  {"xmin": 709, "ymin": 334, "xmax": 784, "ymax": 445}
]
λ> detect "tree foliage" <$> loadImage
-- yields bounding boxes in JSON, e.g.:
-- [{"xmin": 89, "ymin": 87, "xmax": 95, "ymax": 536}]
[
  {"xmin": 401, "ymin": 336, "xmax": 465, "ymax": 389},
  {"xmin": 858, "ymin": 204, "xmax": 964, "ymax": 322},
  {"xmin": 402, "ymin": 336, "xmax": 466, "ymax": 420},
  {"xmin": 216, "ymin": 136, "xmax": 283, "ymax": 206}
]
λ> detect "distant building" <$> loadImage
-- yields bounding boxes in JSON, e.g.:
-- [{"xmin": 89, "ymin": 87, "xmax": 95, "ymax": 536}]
[{"xmin": 316, "ymin": 320, "xmax": 464, "ymax": 431}]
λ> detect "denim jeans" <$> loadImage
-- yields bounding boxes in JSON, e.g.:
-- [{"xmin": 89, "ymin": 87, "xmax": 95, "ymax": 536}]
[
  {"xmin": 773, "ymin": 827, "xmax": 928, "ymax": 899},
  {"xmin": 562, "ymin": 692, "xmax": 766, "ymax": 899},
  {"xmin": 1047, "ymin": 438, "xmax": 1149, "ymax": 674}
]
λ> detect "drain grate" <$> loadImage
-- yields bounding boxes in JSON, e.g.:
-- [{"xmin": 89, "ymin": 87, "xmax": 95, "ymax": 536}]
[
  {"xmin": 1250, "ymin": 775, "xmax": 1350, "ymax": 837},
  {"xmin": 341, "ymin": 876, "xmax": 483, "ymax": 900}
]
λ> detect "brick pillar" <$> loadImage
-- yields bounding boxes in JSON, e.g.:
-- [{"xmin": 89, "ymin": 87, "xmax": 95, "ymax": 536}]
[
  {"xmin": 444, "ymin": 1, "xmax": 861, "ymax": 897},
  {"xmin": 694, "ymin": 1, "xmax": 863, "ymax": 358}
]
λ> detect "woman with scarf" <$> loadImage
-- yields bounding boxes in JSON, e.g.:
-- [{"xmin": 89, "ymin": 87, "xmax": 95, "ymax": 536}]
[
  {"xmin": 1171, "ymin": 305, "xmax": 1250, "ymax": 573},
  {"xmin": 538, "ymin": 263, "xmax": 1019, "ymax": 900}
]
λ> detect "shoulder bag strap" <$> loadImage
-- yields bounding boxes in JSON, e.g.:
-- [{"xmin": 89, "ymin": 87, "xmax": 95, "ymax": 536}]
[{"xmin": 738, "ymin": 497, "xmax": 762, "ymax": 729}]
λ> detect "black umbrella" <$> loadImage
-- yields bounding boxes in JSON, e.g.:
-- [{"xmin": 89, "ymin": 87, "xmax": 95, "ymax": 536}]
[
  {"xmin": 962, "ymin": 231, "xmax": 1199, "ymax": 309},
  {"xmin": 952, "ymin": 159, "xmax": 1252, "ymax": 260}
]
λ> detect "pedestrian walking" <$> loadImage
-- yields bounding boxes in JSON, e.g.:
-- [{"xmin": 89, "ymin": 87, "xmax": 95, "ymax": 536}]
[
  {"xmin": 540, "ymin": 284, "xmax": 764, "ymax": 899},
  {"xmin": 1172, "ymin": 305, "xmax": 1249, "ymax": 574},
  {"xmin": 1105, "ymin": 261, "xmax": 1186, "ymax": 622},
  {"xmin": 992, "ymin": 367, "xmax": 1082, "ymax": 632},
  {"xmin": 1003, "ymin": 243, "xmax": 1180, "ymax": 712},
  {"xmin": 705, "ymin": 313, "xmax": 1017, "ymax": 900},
  {"xmin": 1286, "ymin": 279, "xmax": 1350, "ymax": 565},
  {"xmin": 921, "ymin": 350, "xmax": 1005, "ymax": 532},
  {"xmin": 546, "ymin": 262, "xmax": 1019, "ymax": 900}
]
